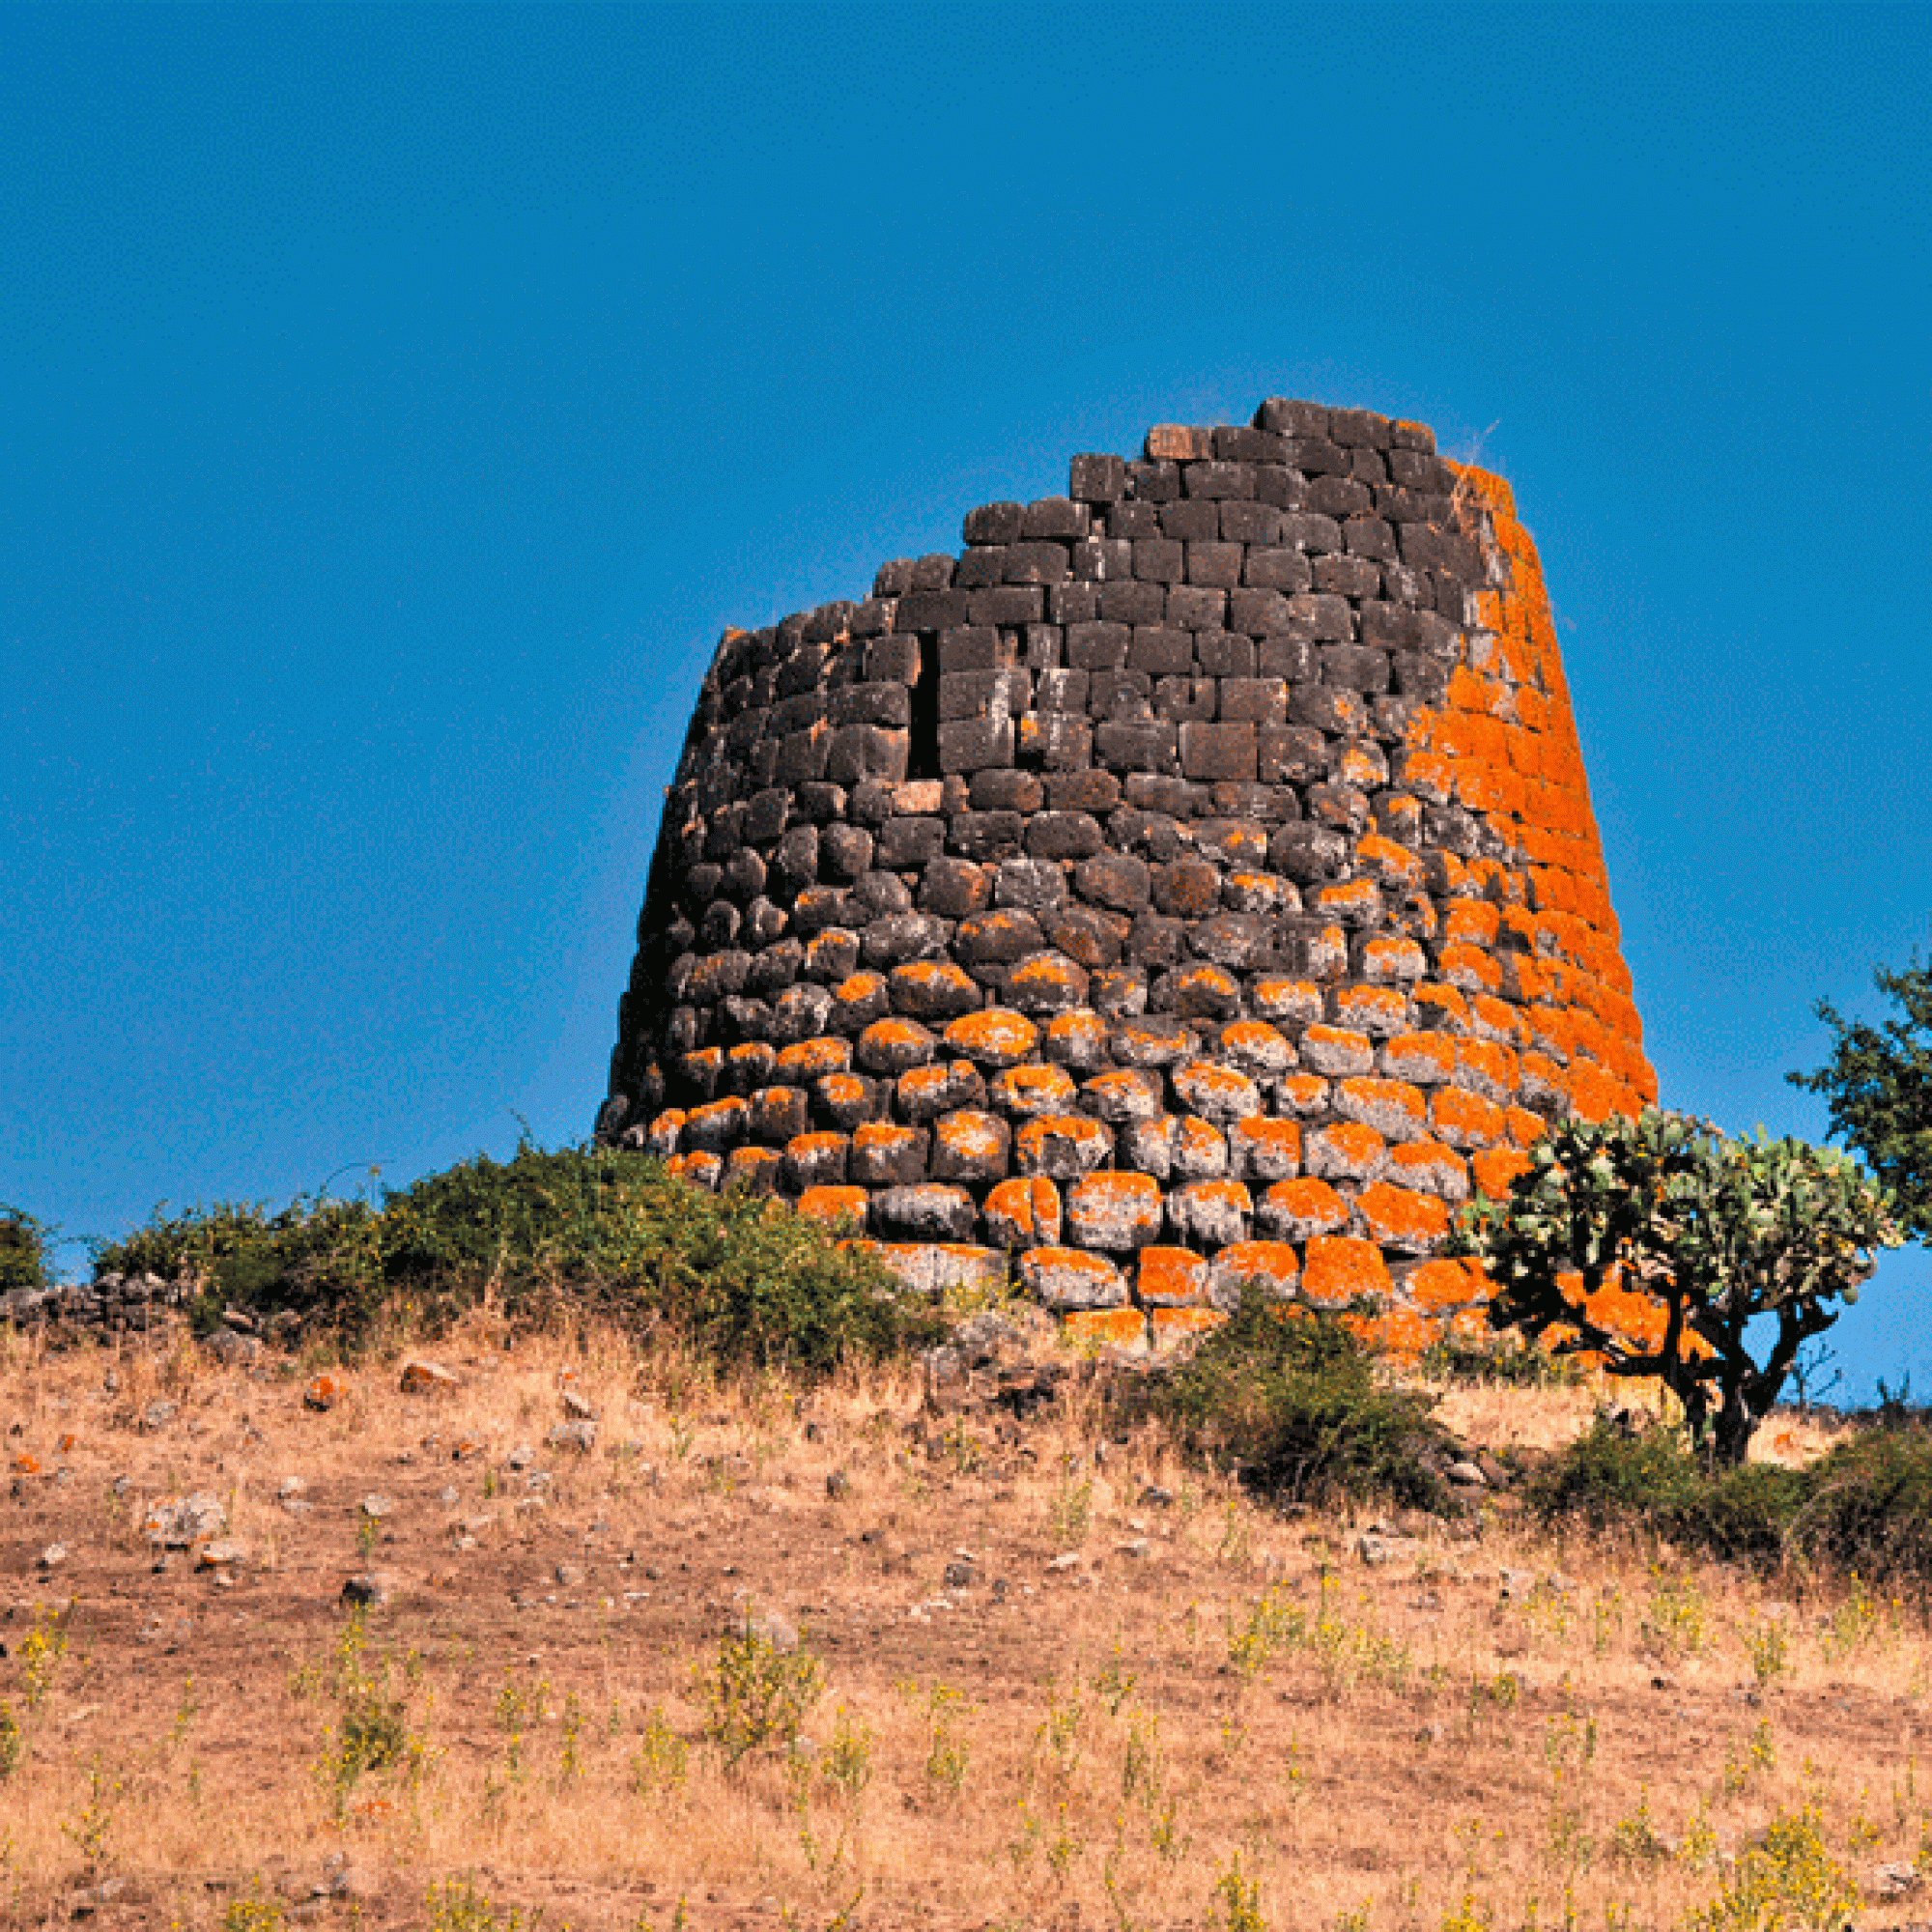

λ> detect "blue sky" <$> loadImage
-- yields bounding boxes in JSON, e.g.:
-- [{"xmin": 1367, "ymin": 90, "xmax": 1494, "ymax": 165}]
[{"xmin": 5, "ymin": 4, "xmax": 1929, "ymax": 1400}]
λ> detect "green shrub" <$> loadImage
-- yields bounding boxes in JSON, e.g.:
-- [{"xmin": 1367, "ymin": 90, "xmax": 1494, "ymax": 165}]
[
  {"xmin": 95, "ymin": 1144, "xmax": 937, "ymax": 1373},
  {"xmin": 1795, "ymin": 1419, "xmax": 1932, "ymax": 1592},
  {"xmin": 1154, "ymin": 1297, "xmax": 1454, "ymax": 1513},
  {"xmin": 1528, "ymin": 1418, "xmax": 1804, "ymax": 1564},
  {"xmin": 0, "ymin": 1206, "xmax": 53, "ymax": 1296}
]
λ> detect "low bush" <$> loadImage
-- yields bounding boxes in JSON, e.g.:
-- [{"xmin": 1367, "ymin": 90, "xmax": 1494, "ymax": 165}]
[
  {"xmin": 0, "ymin": 1206, "xmax": 53, "ymax": 1296},
  {"xmin": 1528, "ymin": 1418, "xmax": 1805, "ymax": 1564},
  {"xmin": 1153, "ymin": 1296, "xmax": 1454, "ymax": 1513},
  {"xmin": 1796, "ymin": 1419, "xmax": 1932, "ymax": 1593},
  {"xmin": 95, "ymin": 1144, "xmax": 937, "ymax": 1374},
  {"xmin": 1529, "ymin": 1411, "xmax": 1932, "ymax": 1589}
]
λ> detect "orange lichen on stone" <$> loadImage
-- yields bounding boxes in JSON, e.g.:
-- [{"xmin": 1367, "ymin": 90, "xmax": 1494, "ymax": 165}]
[
  {"xmin": 1043, "ymin": 1009, "xmax": 1108, "ymax": 1065},
  {"xmin": 1304, "ymin": 1120, "xmax": 1388, "ymax": 1180},
  {"xmin": 644, "ymin": 1109, "xmax": 686, "ymax": 1157},
  {"xmin": 751, "ymin": 1086, "xmax": 810, "ymax": 1142},
  {"xmin": 782, "ymin": 1130, "xmax": 850, "ymax": 1186},
  {"xmin": 889, "ymin": 960, "xmax": 980, "ymax": 1015},
  {"xmin": 1442, "ymin": 898, "xmax": 1502, "ymax": 947},
  {"xmin": 1385, "ymin": 1137, "xmax": 1468, "ymax": 1199},
  {"xmin": 1362, "ymin": 935, "xmax": 1428, "ymax": 984},
  {"xmin": 667, "ymin": 1150, "xmax": 723, "ymax": 1190},
  {"xmin": 1276, "ymin": 1072, "xmax": 1330, "ymax": 1114},
  {"xmin": 833, "ymin": 972, "xmax": 890, "ymax": 1022},
  {"xmin": 1259, "ymin": 1177, "xmax": 1350, "ymax": 1238},
  {"xmin": 1355, "ymin": 834, "xmax": 1425, "ymax": 888},
  {"xmin": 1300, "ymin": 1024, "xmax": 1376, "ymax": 1076},
  {"xmin": 943, "ymin": 1007, "xmax": 1040, "ymax": 1067},
  {"xmin": 1168, "ymin": 961, "xmax": 1243, "ymax": 1014},
  {"xmin": 856, "ymin": 1017, "xmax": 940, "ymax": 1073},
  {"xmin": 1149, "ymin": 1307, "xmax": 1227, "ymax": 1351},
  {"xmin": 1302, "ymin": 1236, "xmax": 1393, "ymax": 1308},
  {"xmin": 1017, "ymin": 1244, "xmax": 1128, "ymax": 1309},
  {"xmin": 1135, "ymin": 1245, "xmax": 1210, "ymax": 1307},
  {"xmin": 1471, "ymin": 1145, "xmax": 1532, "ymax": 1198},
  {"xmin": 1083, "ymin": 1068, "xmax": 1167, "ymax": 1122},
  {"xmin": 1171, "ymin": 1115, "xmax": 1230, "ymax": 1174},
  {"xmin": 1315, "ymin": 877, "xmax": 1381, "ymax": 923},
  {"xmin": 1207, "ymin": 1239, "xmax": 1300, "ymax": 1303},
  {"xmin": 1218, "ymin": 1018, "xmax": 1295, "ymax": 1079},
  {"xmin": 1171, "ymin": 1059, "xmax": 1264, "ymax": 1122},
  {"xmin": 684, "ymin": 1096, "xmax": 751, "ymax": 1150},
  {"xmin": 1334, "ymin": 1076, "xmax": 1428, "ymax": 1138},
  {"xmin": 797, "ymin": 1185, "xmax": 868, "ymax": 1228},
  {"xmin": 1016, "ymin": 1113, "xmax": 1114, "ymax": 1179},
  {"xmin": 724, "ymin": 1146, "xmax": 783, "ymax": 1190},
  {"xmin": 1333, "ymin": 984, "xmax": 1410, "ymax": 1037},
  {"xmin": 991, "ymin": 1062, "xmax": 1079, "ymax": 1116},
  {"xmin": 1454, "ymin": 1037, "xmax": 1520, "ymax": 1100},
  {"xmin": 1356, "ymin": 1181, "xmax": 1450, "ymax": 1250},
  {"xmin": 852, "ymin": 1119, "xmax": 921, "ymax": 1161},
  {"xmin": 1469, "ymin": 996, "xmax": 1527, "ymax": 1045},
  {"xmin": 983, "ymin": 1175, "xmax": 1063, "ymax": 1249},
  {"xmin": 1168, "ymin": 1177, "xmax": 1253, "ymax": 1244},
  {"xmin": 1062, "ymin": 1308, "xmax": 1151, "ymax": 1353},
  {"xmin": 1065, "ymin": 1170, "xmax": 1166, "ymax": 1249},
  {"xmin": 776, "ymin": 1037, "xmax": 852, "ymax": 1081},
  {"xmin": 1439, "ymin": 943, "xmax": 1505, "ymax": 996},
  {"xmin": 1342, "ymin": 1301, "xmax": 1436, "ymax": 1364},
  {"xmin": 1007, "ymin": 952, "xmax": 1090, "ymax": 1013},
  {"xmin": 932, "ymin": 1109, "xmax": 1010, "ymax": 1179},
  {"xmin": 1432, "ymin": 1088, "xmax": 1508, "ymax": 1150},
  {"xmin": 1407, "ymin": 1256, "xmax": 1484, "ymax": 1313},
  {"xmin": 1381, "ymin": 1033, "xmax": 1456, "ymax": 1084},
  {"xmin": 1252, "ymin": 978, "xmax": 1324, "ymax": 1025},
  {"xmin": 1413, "ymin": 983, "xmax": 1471, "ymax": 1029},
  {"xmin": 1228, "ymin": 1117, "xmax": 1302, "ymax": 1181},
  {"xmin": 1224, "ymin": 870, "xmax": 1296, "ymax": 914}
]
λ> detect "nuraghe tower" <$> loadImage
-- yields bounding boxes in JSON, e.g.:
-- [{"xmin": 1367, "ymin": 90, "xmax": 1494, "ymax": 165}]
[{"xmin": 598, "ymin": 400, "xmax": 1657, "ymax": 1354}]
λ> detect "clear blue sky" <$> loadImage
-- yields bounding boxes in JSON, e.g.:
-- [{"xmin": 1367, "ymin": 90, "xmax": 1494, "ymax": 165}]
[{"xmin": 5, "ymin": 4, "xmax": 1929, "ymax": 1401}]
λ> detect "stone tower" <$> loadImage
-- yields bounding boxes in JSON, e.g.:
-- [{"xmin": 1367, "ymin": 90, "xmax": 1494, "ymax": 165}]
[{"xmin": 598, "ymin": 400, "xmax": 1656, "ymax": 1353}]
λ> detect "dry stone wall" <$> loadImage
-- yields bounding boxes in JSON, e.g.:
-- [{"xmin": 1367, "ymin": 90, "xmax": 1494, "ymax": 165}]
[{"xmin": 598, "ymin": 400, "xmax": 1656, "ymax": 1354}]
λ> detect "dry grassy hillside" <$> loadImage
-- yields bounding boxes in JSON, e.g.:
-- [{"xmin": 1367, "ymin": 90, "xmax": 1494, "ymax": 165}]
[{"xmin": 0, "ymin": 1313, "xmax": 1922, "ymax": 1932}]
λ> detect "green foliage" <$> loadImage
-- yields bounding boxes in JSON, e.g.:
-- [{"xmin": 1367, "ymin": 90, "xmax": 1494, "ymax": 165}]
[
  {"xmin": 95, "ymin": 1144, "xmax": 934, "ymax": 1372},
  {"xmin": 1153, "ymin": 1297, "xmax": 1454, "ymax": 1513},
  {"xmin": 0, "ymin": 1206, "xmax": 53, "ymax": 1296},
  {"xmin": 1529, "ymin": 1410, "xmax": 1932, "ymax": 1591},
  {"xmin": 1800, "ymin": 1418, "xmax": 1932, "ymax": 1589},
  {"xmin": 1789, "ymin": 956, "xmax": 1932, "ymax": 1243},
  {"xmin": 1527, "ymin": 1418, "xmax": 1805, "ymax": 1565},
  {"xmin": 1449, "ymin": 1107, "xmax": 1900, "ymax": 1465}
]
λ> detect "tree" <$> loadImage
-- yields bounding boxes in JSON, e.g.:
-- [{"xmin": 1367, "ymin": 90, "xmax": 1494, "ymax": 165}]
[
  {"xmin": 1788, "ymin": 957, "xmax": 1932, "ymax": 1244},
  {"xmin": 0, "ymin": 1207, "xmax": 52, "ymax": 1298},
  {"xmin": 1447, "ymin": 1108, "xmax": 1900, "ymax": 1466}
]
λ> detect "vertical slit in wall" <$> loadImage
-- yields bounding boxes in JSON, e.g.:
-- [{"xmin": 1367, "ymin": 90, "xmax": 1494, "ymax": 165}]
[{"xmin": 907, "ymin": 636, "xmax": 942, "ymax": 781}]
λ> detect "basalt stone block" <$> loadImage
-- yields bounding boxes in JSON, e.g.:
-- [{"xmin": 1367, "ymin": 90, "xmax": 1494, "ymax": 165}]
[{"xmin": 605, "ymin": 401, "xmax": 1657, "ymax": 1357}]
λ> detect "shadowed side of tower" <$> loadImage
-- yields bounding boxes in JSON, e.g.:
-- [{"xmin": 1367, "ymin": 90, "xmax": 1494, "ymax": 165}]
[{"xmin": 598, "ymin": 402, "xmax": 1656, "ymax": 1354}]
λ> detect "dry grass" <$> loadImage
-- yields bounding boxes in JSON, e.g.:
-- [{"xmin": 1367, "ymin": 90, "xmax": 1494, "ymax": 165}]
[{"xmin": 0, "ymin": 1315, "xmax": 1923, "ymax": 1932}]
